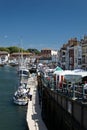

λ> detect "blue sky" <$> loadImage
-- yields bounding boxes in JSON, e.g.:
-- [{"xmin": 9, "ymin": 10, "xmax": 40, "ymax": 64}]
[{"xmin": 0, "ymin": 0, "xmax": 87, "ymax": 50}]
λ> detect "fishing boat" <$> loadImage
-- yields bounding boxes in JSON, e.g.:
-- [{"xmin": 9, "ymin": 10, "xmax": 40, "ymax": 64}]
[
  {"xmin": 18, "ymin": 66, "xmax": 30, "ymax": 77},
  {"xmin": 9, "ymin": 60, "xmax": 19, "ymax": 67},
  {"xmin": 13, "ymin": 96, "xmax": 29, "ymax": 105},
  {"xmin": 13, "ymin": 83, "xmax": 29, "ymax": 105}
]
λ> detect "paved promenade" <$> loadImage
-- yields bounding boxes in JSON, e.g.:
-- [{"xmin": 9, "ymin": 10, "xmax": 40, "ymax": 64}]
[{"xmin": 26, "ymin": 75, "xmax": 48, "ymax": 130}]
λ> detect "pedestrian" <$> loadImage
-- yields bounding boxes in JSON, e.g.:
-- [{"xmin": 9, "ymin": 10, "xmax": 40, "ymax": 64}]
[{"xmin": 29, "ymin": 91, "xmax": 32, "ymax": 101}]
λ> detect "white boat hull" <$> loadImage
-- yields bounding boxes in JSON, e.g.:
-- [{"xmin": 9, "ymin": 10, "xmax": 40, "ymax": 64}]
[{"xmin": 13, "ymin": 97, "xmax": 29, "ymax": 105}]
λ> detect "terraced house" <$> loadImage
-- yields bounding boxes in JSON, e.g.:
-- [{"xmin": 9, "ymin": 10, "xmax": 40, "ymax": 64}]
[
  {"xmin": 59, "ymin": 38, "xmax": 82, "ymax": 70},
  {"xmin": 81, "ymin": 36, "xmax": 87, "ymax": 70}
]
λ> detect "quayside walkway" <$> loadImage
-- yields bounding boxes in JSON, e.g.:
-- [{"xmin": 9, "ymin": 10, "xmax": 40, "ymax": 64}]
[{"xmin": 26, "ymin": 75, "xmax": 47, "ymax": 130}]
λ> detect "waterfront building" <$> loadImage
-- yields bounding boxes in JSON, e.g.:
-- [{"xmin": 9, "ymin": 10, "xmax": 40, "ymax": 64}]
[
  {"xmin": 67, "ymin": 38, "xmax": 80, "ymax": 70},
  {"xmin": 40, "ymin": 48, "xmax": 58, "ymax": 64},
  {"xmin": 51, "ymin": 50, "xmax": 58, "ymax": 64},
  {"xmin": 59, "ymin": 44, "xmax": 66, "ymax": 70},
  {"xmin": 10, "ymin": 52, "xmax": 32, "ymax": 59},
  {"xmin": 59, "ymin": 38, "xmax": 82, "ymax": 70},
  {"xmin": 41, "ymin": 48, "xmax": 58, "ymax": 57},
  {"xmin": 41, "ymin": 48, "xmax": 52, "ymax": 57},
  {"xmin": 0, "ymin": 51, "xmax": 9, "ymax": 63},
  {"xmin": 74, "ymin": 45, "xmax": 82, "ymax": 69},
  {"xmin": 81, "ymin": 36, "xmax": 87, "ymax": 70}
]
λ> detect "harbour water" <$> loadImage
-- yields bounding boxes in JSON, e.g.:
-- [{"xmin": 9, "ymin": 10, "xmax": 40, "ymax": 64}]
[{"xmin": 0, "ymin": 66, "xmax": 28, "ymax": 130}]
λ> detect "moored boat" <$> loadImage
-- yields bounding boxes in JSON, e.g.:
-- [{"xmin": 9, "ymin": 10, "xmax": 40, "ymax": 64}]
[
  {"xmin": 13, "ymin": 83, "xmax": 30, "ymax": 105},
  {"xmin": 18, "ymin": 66, "xmax": 30, "ymax": 77},
  {"xmin": 0, "ymin": 62, "xmax": 5, "ymax": 67},
  {"xmin": 13, "ymin": 96, "xmax": 29, "ymax": 105}
]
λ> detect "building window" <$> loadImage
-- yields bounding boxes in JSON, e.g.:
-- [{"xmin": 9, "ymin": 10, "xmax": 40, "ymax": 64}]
[
  {"xmin": 78, "ymin": 59, "xmax": 81, "ymax": 65},
  {"xmin": 82, "ymin": 55, "xmax": 85, "ymax": 64},
  {"xmin": 75, "ymin": 58, "xmax": 77, "ymax": 63},
  {"xmin": 70, "ymin": 57, "xmax": 73, "ymax": 64}
]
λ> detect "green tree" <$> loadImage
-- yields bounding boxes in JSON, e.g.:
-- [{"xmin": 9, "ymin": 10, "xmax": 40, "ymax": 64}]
[
  {"xmin": 0, "ymin": 47, "xmax": 10, "ymax": 52},
  {"xmin": 0, "ymin": 46, "xmax": 40, "ymax": 54},
  {"xmin": 7, "ymin": 46, "xmax": 26, "ymax": 54},
  {"xmin": 27, "ymin": 48, "xmax": 40, "ymax": 54},
  {"xmin": 7, "ymin": 46, "xmax": 20, "ymax": 53}
]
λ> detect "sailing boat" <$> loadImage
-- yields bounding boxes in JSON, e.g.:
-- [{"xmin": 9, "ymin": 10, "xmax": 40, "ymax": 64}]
[
  {"xmin": 17, "ymin": 45, "xmax": 30, "ymax": 78},
  {"xmin": 13, "ymin": 43, "xmax": 30, "ymax": 105}
]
